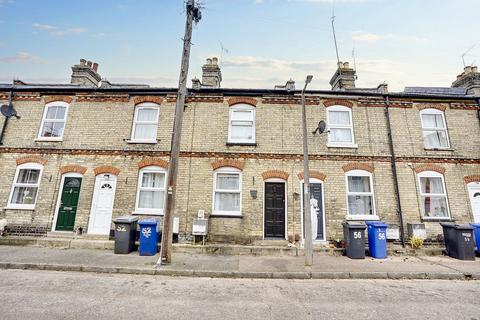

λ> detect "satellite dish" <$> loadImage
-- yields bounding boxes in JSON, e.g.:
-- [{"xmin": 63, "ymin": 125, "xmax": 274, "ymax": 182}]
[
  {"xmin": 312, "ymin": 120, "xmax": 327, "ymax": 135},
  {"xmin": 1, "ymin": 102, "xmax": 19, "ymax": 118}
]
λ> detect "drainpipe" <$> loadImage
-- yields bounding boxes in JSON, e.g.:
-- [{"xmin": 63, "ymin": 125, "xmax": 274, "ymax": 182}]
[
  {"xmin": 476, "ymin": 98, "xmax": 480, "ymax": 127},
  {"xmin": 0, "ymin": 89, "xmax": 13, "ymax": 146},
  {"xmin": 383, "ymin": 95, "xmax": 406, "ymax": 247}
]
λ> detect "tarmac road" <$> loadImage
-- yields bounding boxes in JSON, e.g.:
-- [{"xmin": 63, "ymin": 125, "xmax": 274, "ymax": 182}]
[{"xmin": 0, "ymin": 269, "xmax": 479, "ymax": 320}]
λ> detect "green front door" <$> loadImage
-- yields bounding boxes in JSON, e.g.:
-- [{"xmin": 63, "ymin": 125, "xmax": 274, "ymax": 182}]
[{"xmin": 55, "ymin": 177, "xmax": 82, "ymax": 231}]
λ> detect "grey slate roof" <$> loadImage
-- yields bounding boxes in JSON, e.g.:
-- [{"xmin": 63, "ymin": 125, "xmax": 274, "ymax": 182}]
[{"xmin": 403, "ymin": 86, "xmax": 467, "ymax": 96}]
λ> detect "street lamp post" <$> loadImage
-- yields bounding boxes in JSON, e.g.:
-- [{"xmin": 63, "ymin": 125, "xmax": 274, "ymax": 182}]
[{"xmin": 302, "ymin": 75, "xmax": 313, "ymax": 266}]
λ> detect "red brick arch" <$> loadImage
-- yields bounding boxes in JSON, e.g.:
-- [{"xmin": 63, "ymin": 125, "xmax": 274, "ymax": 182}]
[
  {"xmin": 297, "ymin": 171, "xmax": 326, "ymax": 181},
  {"xmin": 262, "ymin": 170, "xmax": 289, "ymax": 181},
  {"xmin": 60, "ymin": 165, "xmax": 87, "ymax": 175},
  {"xmin": 94, "ymin": 165, "xmax": 121, "ymax": 176},
  {"xmin": 16, "ymin": 156, "xmax": 48, "ymax": 166},
  {"xmin": 323, "ymin": 99, "xmax": 354, "ymax": 108},
  {"xmin": 227, "ymin": 97, "xmax": 258, "ymax": 107},
  {"xmin": 414, "ymin": 164, "xmax": 446, "ymax": 175},
  {"xmin": 416, "ymin": 103, "xmax": 447, "ymax": 112},
  {"xmin": 342, "ymin": 163, "xmax": 374, "ymax": 173},
  {"xmin": 138, "ymin": 158, "xmax": 169, "ymax": 169},
  {"xmin": 133, "ymin": 96, "xmax": 163, "ymax": 105},
  {"xmin": 211, "ymin": 158, "xmax": 245, "ymax": 171},
  {"xmin": 43, "ymin": 95, "xmax": 74, "ymax": 104},
  {"xmin": 464, "ymin": 175, "xmax": 480, "ymax": 184}
]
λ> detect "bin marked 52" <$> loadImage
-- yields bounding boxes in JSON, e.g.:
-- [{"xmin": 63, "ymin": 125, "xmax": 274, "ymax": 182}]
[{"xmin": 142, "ymin": 227, "xmax": 152, "ymax": 239}]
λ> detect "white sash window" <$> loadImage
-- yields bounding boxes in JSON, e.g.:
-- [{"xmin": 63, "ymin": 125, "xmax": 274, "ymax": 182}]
[
  {"xmin": 38, "ymin": 101, "xmax": 69, "ymax": 140},
  {"xmin": 212, "ymin": 168, "xmax": 242, "ymax": 216},
  {"xmin": 8, "ymin": 163, "xmax": 43, "ymax": 210},
  {"xmin": 131, "ymin": 103, "xmax": 160, "ymax": 143},
  {"xmin": 228, "ymin": 104, "xmax": 255, "ymax": 144},
  {"xmin": 420, "ymin": 109, "xmax": 450, "ymax": 149},
  {"xmin": 135, "ymin": 166, "xmax": 166, "ymax": 215}
]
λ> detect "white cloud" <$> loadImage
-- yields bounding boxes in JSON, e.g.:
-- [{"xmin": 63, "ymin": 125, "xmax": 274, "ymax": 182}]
[
  {"xmin": 33, "ymin": 23, "xmax": 87, "ymax": 36},
  {"xmin": 0, "ymin": 52, "xmax": 47, "ymax": 64}
]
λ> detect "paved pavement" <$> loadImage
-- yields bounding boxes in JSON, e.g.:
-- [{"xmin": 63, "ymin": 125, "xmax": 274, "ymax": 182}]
[
  {"xmin": 0, "ymin": 245, "xmax": 479, "ymax": 279},
  {"xmin": 0, "ymin": 269, "xmax": 479, "ymax": 320}
]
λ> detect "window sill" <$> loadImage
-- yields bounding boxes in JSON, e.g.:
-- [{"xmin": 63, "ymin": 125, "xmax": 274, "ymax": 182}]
[
  {"xmin": 421, "ymin": 217, "xmax": 452, "ymax": 222},
  {"xmin": 35, "ymin": 138, "xmax": 63, "ymax": 142},
  {"xmin": 132, "ymin": 210, "xmax": 163, "ymax": 216},
  {"xmin": 226, "ymin": 142, "xmax": 257, "ymax": 147},
  {"xmin": 4, "ymin": 206, "xmax": 36, "ymax": 211},
  {"xmin": 210, "ymin": 214, "xmax": 243, "ymax": 219},
  {"xmin": 125, "ymin": 139, "xmax": 158, "ymax": 144},
  {"xmin": 424, "ymin": 147, "xmax": 454, "ymax": 152},
  {"xmin": 327, "ymin": 143, "xmax": 358, "ymax": 149},
  {"xmin": 346, "ymin": 215, "xmax": 379, "ymax": 221}
]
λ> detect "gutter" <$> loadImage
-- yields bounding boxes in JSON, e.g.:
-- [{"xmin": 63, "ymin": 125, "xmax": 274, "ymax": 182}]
[{"xmin": 383, "ymin": 95, "xmax": 406, "ymax": 247}]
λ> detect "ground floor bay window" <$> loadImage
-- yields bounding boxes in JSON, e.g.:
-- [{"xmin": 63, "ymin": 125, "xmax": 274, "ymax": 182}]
[
  {"xmin": 212, "ymin": 168, "xmax": 242, "ymax": 216},
  {"xmin": 417, "ymin": 171, "xmax": 450, "ymax": 219},
  {"xmin": 345, "ymin": 170, "xmax": 376, "ymax": 220},
  {"xmin": 135, "ymin": 166, "xmax": 166, "ymax": 215}
]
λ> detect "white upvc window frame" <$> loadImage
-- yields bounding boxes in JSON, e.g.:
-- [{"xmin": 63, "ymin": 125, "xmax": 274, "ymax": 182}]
[
  {"xmin": 228, "ymin": 104, "xmax": 256, "ymax": 144},
  {"xmin": 345, "ymin": 169, "xmax": 378, "ymax": 220},
  {"xmin": 134, "ymin": 166, "xmax": 167, "ymax": 215},
  {"xmin": 211, "ymin": 167, "xmax": 242, "ymax": 216},
  {"xmin": 7, "ymin": 162, "xmax": 43, "ymax": 210},
  {"xmin": 37, "ymin": 101, "xmax": 69, "ymax": 141},
  {"xmin": 326, "ymin": 105, "xmax": 357, "ymax": 148},
  {"xmin": 420, "ymin": 108, "xmax": 450, "ymax": 149},
  {"xmin": 130, "ymin": 103, "xmax": 160, "ymax": 143},
  {"xmin": 417, "ymin": 171, "xmax": 451, "ymax": 220}
]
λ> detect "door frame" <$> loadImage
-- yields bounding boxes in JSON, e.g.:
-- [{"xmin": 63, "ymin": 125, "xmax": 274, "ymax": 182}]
[
  {"xmin": 51, "ymin": 172, "xmax": 83, "ymax": 232},
  {"xmin": 88, "ymin": 173, "xmax": 118, "ymax": 235},
  {"xmin": 263, "ymin": 178, "xmax": 288, "ymax": 240},
  {"xmin": 467, "ymin": 181, "xmax": 480, "ymax": 223},
  {"xmin": 300, "ymin": 178, "xmax": 326, "ymax": 243}
]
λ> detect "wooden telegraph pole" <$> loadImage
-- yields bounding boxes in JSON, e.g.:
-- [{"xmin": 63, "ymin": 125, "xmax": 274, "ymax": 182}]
[{"xmin": 159, "ymin": 0, "xmax": 201, "ymax": 265}]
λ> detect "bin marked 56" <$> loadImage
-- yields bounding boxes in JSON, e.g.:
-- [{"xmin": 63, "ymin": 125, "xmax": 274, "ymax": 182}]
[
  {"xmin": 353, "ymin": 231, "xmax": 362, "ymax": 239},
  {"xmin": 378, "ymin": 232, "xmax": 386, "ymax": 240}
]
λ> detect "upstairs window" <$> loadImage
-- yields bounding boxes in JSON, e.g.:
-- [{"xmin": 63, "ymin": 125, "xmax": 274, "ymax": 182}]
[
  {"xmin": 8, "ymin": 163, "xmax": 43, "ymax": 210},
  {"xmin": 212, "ymin": 168, "xmax": 242, "ymax": 216},
  {"xmin": 135, "ymin": 166, "xmax": 166, "ymax": 215},
  {"xmin": 131, "ymin": 103, "xmax": 159, "ymax": 143},
  {"xmin": 418, "ymin": 171, "xmax": 450, "ymax": 219},
  {"xmin": 38, "ymin": 101, "xmax": 68, "ymax": 140},
  {"xmin": 327, "ymin": 105, "xmax": 355, "ymax": 147},
  {"xmin": 420, "ymin": 109, "xmax": 450, "ymax": 149},
  {"xmin": 228, "ymin": 104, "xmax": 255, "ymax": 144},
  {"xmin": 345, "ymin": 170, "xmax": 376, "ymax": 219}
]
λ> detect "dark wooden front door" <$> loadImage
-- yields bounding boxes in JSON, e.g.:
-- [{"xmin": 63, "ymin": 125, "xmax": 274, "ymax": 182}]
[
  {"xmin": 303, "ymin": 183, "xmax": 324, "ymax": 241},
  {"xmin": 264, "ymin": 182, "xmax": 285, "ymax": 238},
  {"xmin": 55, "ymin": 177, "xmax": 82, "ymax": 231}
]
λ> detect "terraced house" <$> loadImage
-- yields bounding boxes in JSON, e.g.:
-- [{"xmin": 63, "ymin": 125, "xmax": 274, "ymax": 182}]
[{"xmin": 0, "ymin": 58, "xmax": 479, "ymax": 246}]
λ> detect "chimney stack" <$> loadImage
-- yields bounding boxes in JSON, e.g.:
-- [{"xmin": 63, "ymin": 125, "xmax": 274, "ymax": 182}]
[
  {"xmin": 201, "ymin": 57, "xmax": 222, "ymax": 88},
  {"xmin": 329, "ymin": 61, "xmax": 357, "ymax": 90},
  {"xmin": 451, "ymin": 65, "xmax": 480, "ymax": 96},
  {"xmin": 70, "ymin": 58, "xmax": 101, "ymax": 87}
]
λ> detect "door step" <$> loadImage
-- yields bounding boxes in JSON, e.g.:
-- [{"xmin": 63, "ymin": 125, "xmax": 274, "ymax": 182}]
[
  {"xmin": 46, "ymin": 231, "xmax": 75, "ymax": 238},
  {"xmin": 82, "ymin": 234, "xmax": 110, "ymax": 240},
  {"xmin": 253, "ymin": 240, "xmax": 289, "ymax": 247}
]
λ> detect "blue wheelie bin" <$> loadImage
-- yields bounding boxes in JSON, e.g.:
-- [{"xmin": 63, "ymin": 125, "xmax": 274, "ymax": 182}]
[
  {"xmin": 471, "ymin": 223, "xmax": 480, "ymax": 254},
  {"xmin": 139, "ymin": 220, "xmax": 159, "ymax": 256},
  {"xmin": 365, "ymin": 221, "xmax": 388, "ymax": 259}
]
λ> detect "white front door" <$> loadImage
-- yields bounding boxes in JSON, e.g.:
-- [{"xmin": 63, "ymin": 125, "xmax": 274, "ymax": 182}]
[
  {"xmin": 468, "ymin": 182, "xmax": 480, "ymax": 223},
  {"xmin": 88, "ymin": 174, "xmax": 117, "ymax": 235}
]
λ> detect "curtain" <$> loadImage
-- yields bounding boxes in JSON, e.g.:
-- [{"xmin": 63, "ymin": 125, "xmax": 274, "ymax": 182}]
[
  {"xmin": 420, "ymin": 177, "xmax": 444, "ymax": 194},
  {"xmin": 17, "ymin": 169, "xmax": 40, "ymax": 184},
  {"xmin": 348, "ymin": 195, "xmax": 373, "ymax": 215},
  {"xmin": 12, "ymin": 187, "xmax": 38, "ymax": 204},
  {"xmin": 141, "ymin": 172, "xmax": 165, "ymax": 188},
  {"xmin": 348, "ymin": 176, "xmax": 371, "ymax": 193},
  {"xmin": 41, "ymin": 121, "xmax": 65, "ymax": 137},
  {"xmin": 422, "ymin": 196, "xmax": 447, "ymax": 217},
  {"xmin": 423, "ymin": 130, "xmax": 448, "ymax": 148},
  {"xmin": 329, "ymin": 110, "xmax": 350, "ymax": 125},
  {"xmin": 214, "ymin": 193, "xmax": 240, "ymax": 211},
  {"xmin": 216, "ymin": 173, "xmax": 239, "ymax": 190},
  {"xmin": 330, "ymin": 128, "xmax": 352, "ymax": 143},
  {"xmin": 139, "ymin": 190, "xmax": 164, "ymax": 209},
  {"xmin": 134, "ymin": 124, "xmax": 157, "ymax": 140}
]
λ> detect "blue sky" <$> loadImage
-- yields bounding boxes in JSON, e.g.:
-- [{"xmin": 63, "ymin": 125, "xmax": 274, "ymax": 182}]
[{"xmin": 0, "ymin": 0, "xmax": 479, "ymax": 91}]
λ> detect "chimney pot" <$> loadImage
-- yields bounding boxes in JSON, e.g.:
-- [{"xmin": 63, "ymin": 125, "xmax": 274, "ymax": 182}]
[
  {"xmin": 472, "ymin": 66, "xmax": 478, "ymax": 73},
  {"xmin": 337, "ymin": 61, "xmax": 343, "ymax": 68},
  {"xmin": 87, "ymin": 61, "xmax": 92, "ymax": 68},
  {"xmin": 465, "ymin": 66, "xmax": 472, "ymax": 73},
  {"xmin": 343, "ymin": 62, "xmax": 350, "ymax": 68},
  {"xmin": 206, "ymin": 58, "xmax": 212, "ymax": 64},
  {"xmin": 92, "ymin": 63, "xmax": 99, "ymax": 72},
  {"xmin": 212, "ymin": 57, "xmax": 218, "ymax": 65},
  {"xmin": 80, "ymin": 59, "xmax": 86, "ymax": 66}
]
